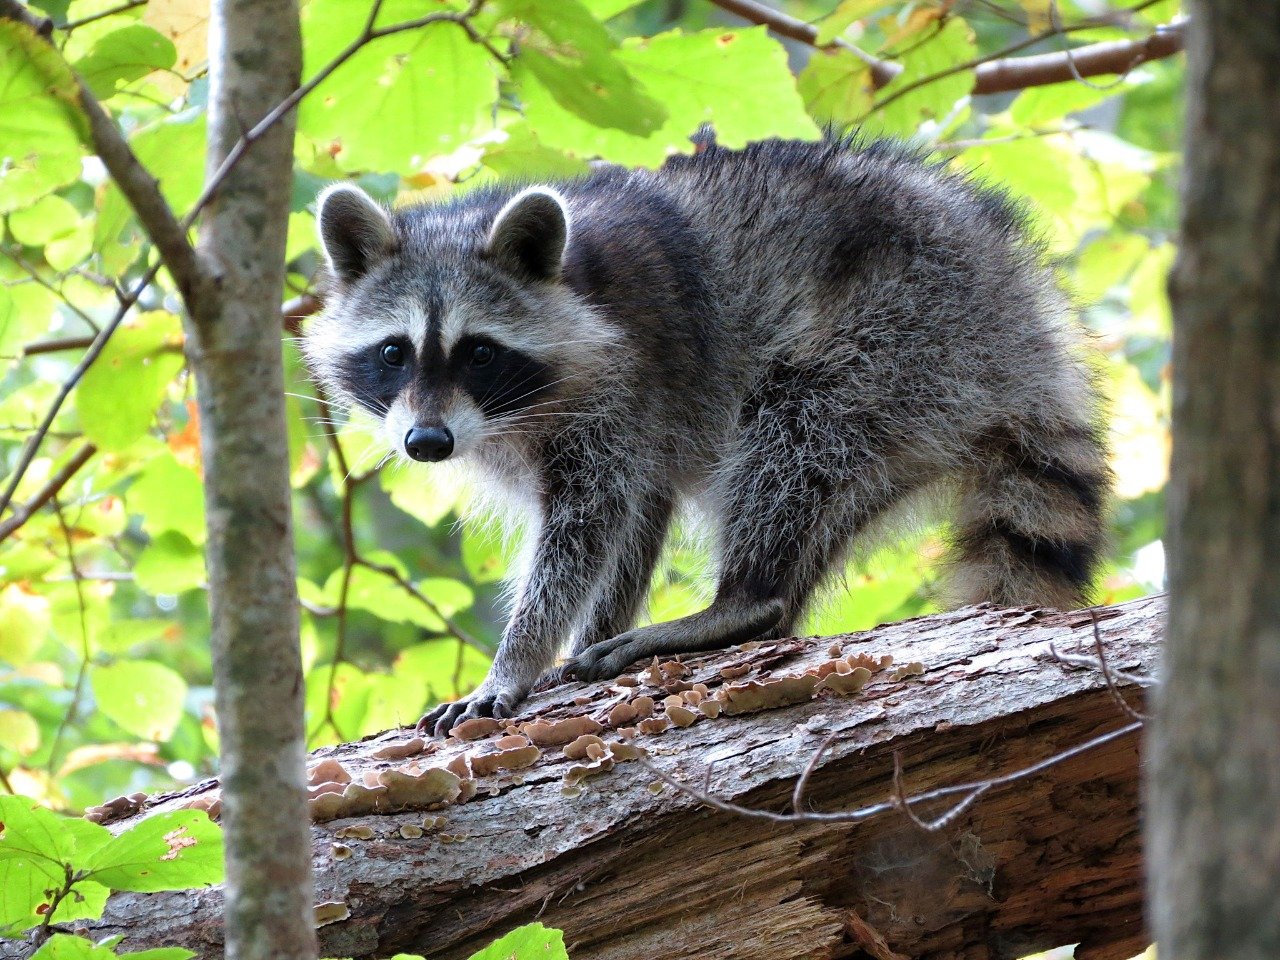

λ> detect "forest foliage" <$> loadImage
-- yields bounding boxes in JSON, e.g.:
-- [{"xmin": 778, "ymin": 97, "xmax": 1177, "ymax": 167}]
[{"xmin": 0, "ymin": 0, "xmax": 1178, "ymax": 832}]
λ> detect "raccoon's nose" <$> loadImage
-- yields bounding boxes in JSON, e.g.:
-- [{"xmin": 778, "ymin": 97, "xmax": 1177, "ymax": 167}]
[{"xmin": 404, "ymin": 426, "xmax": 454, "ymax": 462}]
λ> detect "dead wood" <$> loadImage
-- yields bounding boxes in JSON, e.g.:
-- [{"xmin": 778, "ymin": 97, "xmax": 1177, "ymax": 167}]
[{"xmin": 2, "ymin": 595, "xmax": 1162, "ymax": 960}]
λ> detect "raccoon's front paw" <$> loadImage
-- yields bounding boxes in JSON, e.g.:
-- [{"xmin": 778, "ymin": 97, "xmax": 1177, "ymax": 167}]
[{"xmin": 417, "ymin": 681, "xmax": 527, "ymax": 738}]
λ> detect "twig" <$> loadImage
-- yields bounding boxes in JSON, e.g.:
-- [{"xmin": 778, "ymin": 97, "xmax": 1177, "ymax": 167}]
[
  {"xmin": 637, "ymin": 720, "xmax": 1142, "ymax": 826},
  {"xmin": 0, "ymin": 258, "xmax": 161, "ymax": 522},
  {"xmin": 58, "ymin": 0, "xmax": 147, "ymax": 32},
  {"xmin": 868, "ymin": 6, "xmax": 1180, "ymax": 116},
  {"xmin": 21, "ymin": 336, "xmax": 98, "ymax": 356},
  {"xmin": 6, "ymin": 250, "xmax": 102, "ymax": 333},
  {"xmin": 706, "ymin": 0, "xmax": 900, "ymax": 87},
  {"xmin": 0, "ymin": 443, "xmax": 97, "ymax": 542},
  {"xmin": 45, "ymin": 498, "xmax": 93, "ymax": 778},
  {"xmin": 184, "ymin": 0, "xmax": 491, "ymax": 233},
  {"xmin": 1050, "ymin": 610, "xmax": 1150, "ymax": 721},
  {"xmin": 973, "ymin": 18, "xmax": 1184, "ymax": 94}
]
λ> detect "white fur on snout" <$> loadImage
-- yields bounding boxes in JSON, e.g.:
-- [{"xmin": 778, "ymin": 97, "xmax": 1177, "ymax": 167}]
[
  {"xmin": 383, "ymin": 395, "xmax": 416, "ymax": 461},
  {"xmin": 444, "ymin": 400, "xmax": 488, "ymax": 459}
]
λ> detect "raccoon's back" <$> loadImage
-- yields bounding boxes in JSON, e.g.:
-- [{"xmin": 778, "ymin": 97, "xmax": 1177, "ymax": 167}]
[{"xmin": 651, "ymin": 136, "xmax": 1046, "ymax": 347}]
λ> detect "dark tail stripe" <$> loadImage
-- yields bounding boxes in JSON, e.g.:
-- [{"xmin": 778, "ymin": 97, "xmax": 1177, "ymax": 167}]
[
  {"xmin": 963, "ymin": 520, "xmax": 1098, "ymax": 588},
  {"xmin": 1015, "ymin": 456, "xmax": 1108, "ymax": 512}
]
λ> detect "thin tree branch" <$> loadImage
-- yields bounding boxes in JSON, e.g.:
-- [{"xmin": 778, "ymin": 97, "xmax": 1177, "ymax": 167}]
[
  {"xmin": 706, "ymin": 0, "xmax": 900, "ymax": 87},
  {"xmin": 638, "ymin": 720, "xmax": 1143, "ymax": 826},
  {"xmin": 871, "ymin": 16, "xmax": 1184, "ymax": 115},
  {"xmin": 973, "ymin": 18, "xmax": 1185, "ymax": 94},
  {"xmin": 0, "ymin": 443, "xmax": 97, "ymax": 542},
  {"xmin": 0, "ymin": 258, "xmax": 161, "ymax": 523},
  {"xmin": 58, "ymin": 0, "xmax": 148, "ymax": 32},
  {"xmin": 183, "ymin": 0, "xmax": 491, "ymax": 238},
  {"xmin": 21, "ymin": 336, "xmax": 98, "ymax": 356}
]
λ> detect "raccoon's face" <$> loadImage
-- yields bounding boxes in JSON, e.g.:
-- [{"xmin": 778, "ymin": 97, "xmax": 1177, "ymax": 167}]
[{"xmin": 305, "ymin": 184, "xmax": 610, "ymax": 464}]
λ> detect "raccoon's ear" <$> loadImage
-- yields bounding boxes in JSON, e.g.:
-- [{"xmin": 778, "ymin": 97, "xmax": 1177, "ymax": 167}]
[
  {"xmin": 316, "ymin": 184, "xmax": 396, "ymax": 286},
  {"xmin": 485, "ymin": 187, "xmax": 569, "ymax": 282}
]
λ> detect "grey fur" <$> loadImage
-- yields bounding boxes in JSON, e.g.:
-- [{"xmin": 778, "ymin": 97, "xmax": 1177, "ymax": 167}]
[{"xmin": 304, "ymin": 136, "xmax": 1111, "ymax": 735}]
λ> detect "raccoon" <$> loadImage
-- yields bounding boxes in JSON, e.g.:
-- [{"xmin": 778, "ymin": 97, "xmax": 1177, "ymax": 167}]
[{"xmin": 304, "ymin": 136, "xmax": 1110, "ymax": 735}]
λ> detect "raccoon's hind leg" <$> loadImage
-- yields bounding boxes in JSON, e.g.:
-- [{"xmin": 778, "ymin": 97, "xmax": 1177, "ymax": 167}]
[{"xmin": 949, "ymin": 419, "xmax": 1110, "ymax": 608}]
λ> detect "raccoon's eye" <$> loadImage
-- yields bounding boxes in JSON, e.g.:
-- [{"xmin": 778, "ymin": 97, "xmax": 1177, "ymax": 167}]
[
  {"xmin": 470, "ymin": 343, "xmax": 495, "ymax": 367},
  {"xmin": 380, "ymin": 342, "xmax": 406, "ymax": 367}
]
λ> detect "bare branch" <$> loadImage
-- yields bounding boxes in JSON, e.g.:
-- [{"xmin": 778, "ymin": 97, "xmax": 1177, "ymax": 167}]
[
  {"xmin": 706, "ymin": 0, "xmax": 900, "ymax": 87},
  {"xmin": 0, "ymin": 258, "xmax": 161, "ymax": 522},
  {"xmin": 0, "ymin": 443, "xmax": 97, "ymax": 543},
  {"xmin": 637, "ymin": 720, "xmax": 1143, "ymax": 826},
  {"xmin": 183, "ymin": 0, "xmax": 491, "ymax": 239},
  {"xmin": 20, "ymin": 336, "xmax": 98, "ymax": 356},
  {"xmin": 973, "ymin": 18, "xmax": 1185, "ymax": 94},
  {"xmin": 58, "ymin": 0, "xmax": 148, "ymax": 32}
]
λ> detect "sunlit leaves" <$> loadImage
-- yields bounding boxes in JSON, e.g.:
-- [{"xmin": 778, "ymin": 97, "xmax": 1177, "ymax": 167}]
[
  {"xmin": 76, "ymin": 312, "xmax": 185, "ymax": 452},
  {"xmin": 865, "ymin": 16, "xmax": 975, "ymax": 137},
  {"xmin": 0, "ymin": 584, "xmax": 53, "ymax": 665},
  {"xmin": 523, "ymin": 27, "xmax": 818, "ymax": 166},
  {"xmin": 83, "ymin": 809, "xmax": 223, "ymax": 891},
  {"xmin": 298, "ymin": 0, "xmax": 497, "ymax": 174},
  {"xmin": 0, "ymin": 20, "xmax": 85, "ymax": 213},
  {"xmin": 91, "ymin": 660, "xmax": 189, "ymax": 741},
  {"xmin": 498, "ymin": 0, "xmax": 665, "ymax": 136},
  {"xmin": 127, "ymin": 453, "xmax": 206, "ymax": 545},
  {"xmin": 31, "ymin": 935, "xmax": 195, "ymax": 960},
  {"xmin": 72, "ymin": 24, "xmax": 176, "ymax": 99},
  {"xmin": 467, "ymin": 922, "xmax": 569, "ymax": 960}
]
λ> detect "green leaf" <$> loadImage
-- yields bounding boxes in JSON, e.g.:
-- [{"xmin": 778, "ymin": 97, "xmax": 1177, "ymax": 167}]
[
  {"xmin": 0, "ymin": 708, "xmax": 40, "ymax": 756},
  {"xmin": 524, "ymin": 27, "xmax": 818, "ymax": 167},
  {"xmin": 579, "ymin": 0, "xmax": 646, "ymax": 19},
  {"xmin": 1009, "ymin": 79, "xmax": 1128, "ymax": 126},
  {"xmin": 0, "ymin": 20, "xmax": 86, "ymax": 214},
  {"xmin": 0, "ymin": 583, "xmax": 52, "ymax": 665},
  {"xmin": 122, "ymin": 950, "xmax": 198, "ymax": 960},
  {"xmin": 865, "ymin": 17, "xmax": 975, "ymax": 138},
  {"xmin": 298, "ymin": 0, "xmax": 497, "ymax": 173},
  {"xmin": 127, "ymin": 452, "xmax": 206, "ymax": 545},
  {"xmin": 467, "ymin": 922, "xmax": 569, "ymax": 960},
  {"xmin": 481, "ymin": 125, "xmax": 591, "ymax": 180},
  {"xmin": 83, "ymin": 810, "xmax": 223, "ymax": 892},
  {"xmin": 381, "ymin": 462, "xmax": 466, "ymax": 528},
  {"xmin": 461, "ymin": 523, "xmax": 510, "ymax": 585},
  {"xmin": 0, "ymin": 859, "xmax": 56, "ymax": 936},
  {"xmin": 305, "ymin": 661, "xmax": 371, "ymax": 739},
  {"xmin": 396, "ymin": 639, "xmax": 491, "ymax": 704},
  {"xmin": 95, "ymin": 113, "xmax": 205, "ymax": 269},
  {"xmin": 0, "ymin": 796, "xmax": 112, "ymax": 871},
  {"xmin": 798, "ymin": 47, "xmax": 873, "ymax": 128},
  {"xmin": 500, "ymin": 0, "xmax": 665, "ymax": 136},
  {"xmin": 815, "ymin": 0, "xmax": 894, "ymax": 45},
  {"xmin": 8, "ymin": 193, "xmax": 80, "ymax": 245},
  {"xmin": 134, "ymin": 530, "xmax": 206, "ymax": 595},
  {"xmin": 91, "ymin": 659, "xmax": 189, "ymax": 741},
  {"xmin": 76, "ymin": 311, "xmax": 184, "ymax": 451},
  {"xmin": 72, "ymin": 24, "xmax": 176, "ymax": 99}
]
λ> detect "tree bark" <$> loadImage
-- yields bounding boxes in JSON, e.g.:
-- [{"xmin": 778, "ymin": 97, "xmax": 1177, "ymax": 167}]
[
  {"xmin": 1150, "ymin": 3, "xmax": 1280, "ymax": 958},
  {"xmin": 12, "ymin": 597, "xmax": 1162, "ymax": 960},
  {"xmin": 186, "ymin": 0, "xmax": 314, "ymax": 957}
]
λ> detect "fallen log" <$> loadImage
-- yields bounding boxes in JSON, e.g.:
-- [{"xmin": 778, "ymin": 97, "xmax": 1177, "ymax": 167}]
[{"xmin": 5, "ymin": 595, "xmax": 1162, "ymax": 960}]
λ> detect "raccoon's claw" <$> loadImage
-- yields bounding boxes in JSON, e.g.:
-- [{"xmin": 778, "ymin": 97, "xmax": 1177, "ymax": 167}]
[{"xmin": 418, "ymin": 690, "xmax": 519, "ymax": 738}]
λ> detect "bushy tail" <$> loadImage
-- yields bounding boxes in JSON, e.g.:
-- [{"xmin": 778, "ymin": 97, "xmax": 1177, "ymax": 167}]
[{"xmin": 948, "ymin": 416, "xmax": 1111, "ymax": 610}]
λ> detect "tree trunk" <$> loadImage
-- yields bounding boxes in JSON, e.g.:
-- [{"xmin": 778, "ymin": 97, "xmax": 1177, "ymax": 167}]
[
  {"xmin": 1149, "ymin": 2, "xmax": 1280, "ymax": 958},
  {"xmin": 187, "ymin": 0, "xmax": 314, "ymax": 957},
  {"xmin": 10, "ymin": 597, "xmax": 1161, "ymax": 960}
]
